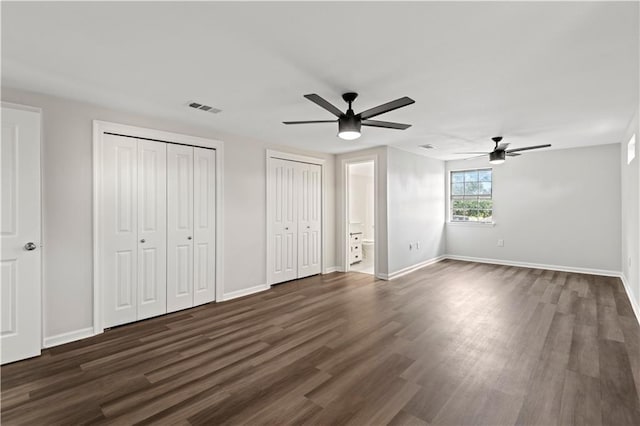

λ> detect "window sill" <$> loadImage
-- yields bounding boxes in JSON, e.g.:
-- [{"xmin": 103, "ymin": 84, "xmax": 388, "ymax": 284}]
[{"xmin": 447, "ymin": 221, "xmax": 495, "ymax": 227}]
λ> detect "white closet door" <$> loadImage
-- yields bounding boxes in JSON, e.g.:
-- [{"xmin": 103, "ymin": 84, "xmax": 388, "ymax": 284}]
[
  {"xmin": 297, "ymin": 163, "xmax": 322, "ymax": 278},
  {"xmin": 102, "ymin": 134, "xmax": 138, "ymax": 327},
  {"xmin": 1, "ymin": 106, "xmax": 41, "ymax": 364},
  {"xmin": 167, "ymin": 144, "xmax": 194, "ymax": 311},
  {"xmin": 137, "ymin": 140, "xmax": 167, "ymax": 320},
  {"xmin": 270, "ymin": 158, "xmax": 298, "ymax": 284},
  {"xmin": 193, "ymin": 147, "xmax": 216, "ymax": 305}
]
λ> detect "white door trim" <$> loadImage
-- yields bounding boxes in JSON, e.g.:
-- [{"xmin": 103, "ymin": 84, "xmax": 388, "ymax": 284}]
[
  {"xmin": 93, "ymin": 120, "xmax": 224, "ymax": 334},
  {"xmin": 341, "ymin": 155, "xmax": 379, "ymax": 278},
  {"xmin": 265, "ymin": 149, "xmax": 327, "ymax": 286},
  {"xmin": 1, "ymin": 102, "xmax": 44, "ymax": 359}
]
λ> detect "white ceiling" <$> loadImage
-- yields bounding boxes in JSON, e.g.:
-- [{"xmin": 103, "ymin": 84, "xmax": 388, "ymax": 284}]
[{"xmin": 2, "ymin": 2, "xmax": 638, "ymax": 159}]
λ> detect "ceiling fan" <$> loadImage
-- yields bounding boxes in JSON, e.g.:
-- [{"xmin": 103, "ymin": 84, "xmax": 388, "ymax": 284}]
[
  {"xmin": 456, "ymin": 136, "xmax": 551, "ymax": 164},
  {"xmin": 283, "ymin": 92, "xmax": 415, "ymax": 140}
]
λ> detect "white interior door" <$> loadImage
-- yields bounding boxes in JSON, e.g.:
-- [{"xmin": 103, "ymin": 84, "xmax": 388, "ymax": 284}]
[
  {"xmin": 167, "ymin": 144, "xmax": 194, "ymax": 311},
  {"xmin": 137, "ymin": 140, "xmax": 167, "ymax": 320},
  {"xmin": 270, "ymin": 158, "xmax": 298, "ymax": 284},
  {"xmin": 102, "ymin": 134, "xmax": 138, "ymax": 327},
  {"xmin": 298, "ymin": 163, "xmax": 322, "ymax": 278},
  {"xmin": 193, "ymin": 147, "xmax": 216, "ymax": 305},
  {"xmin": 1, "ymin": 106, "xmax": 42, "ymax": 364}
]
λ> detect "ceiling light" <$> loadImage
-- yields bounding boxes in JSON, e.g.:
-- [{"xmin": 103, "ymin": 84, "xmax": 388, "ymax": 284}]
[
  {"xmin": 338, "ymin": 115, "xmax": 361, "ymax": 140},
  {"xmin": 489, "ymin": 150, "xmax": 506, "ymax": 164}
]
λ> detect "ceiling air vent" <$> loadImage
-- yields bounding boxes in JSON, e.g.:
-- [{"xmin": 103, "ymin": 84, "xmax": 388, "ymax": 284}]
[
  {"xmin": 420, "ymin": 144, "xmax": 435, "ymax": 149},
  {"xmin": 188, "ymin": 101, "xmax": 222, "ymax": 114}
]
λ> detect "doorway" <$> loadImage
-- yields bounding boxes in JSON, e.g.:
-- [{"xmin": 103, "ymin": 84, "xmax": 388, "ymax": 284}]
[
  {"xmin": 346, "ymin": 161, "xmax": 375, "ymax": 275},
  {"xmin": 266, "ymin": 150, "xmax": 325, "ymax": 286}
]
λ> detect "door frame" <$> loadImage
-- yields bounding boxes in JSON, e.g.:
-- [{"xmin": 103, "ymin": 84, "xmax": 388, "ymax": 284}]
[
  {"xmin": 265, "ymin": 149, "xmax": 326, "ymax": 286},
  {"xmin": 342, "ymin": 155, "xmax": 379, "ymax": 277},
  {"xmin": 92, "ymin": 120, "xmax": 224, "ymax": 335},
  {"xmin": 1, "ymin": 102, "xmax": 44, "ymax": 353}
]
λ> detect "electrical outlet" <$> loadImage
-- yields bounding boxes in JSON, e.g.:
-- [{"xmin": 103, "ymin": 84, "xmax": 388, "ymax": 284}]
[
  {"xmin": 497, "ymin": 239, "xmax": 504, "ymax": 247},
  {"xmin": 409, "ymin": 243, "xmax": 413, "ymax": 250}
]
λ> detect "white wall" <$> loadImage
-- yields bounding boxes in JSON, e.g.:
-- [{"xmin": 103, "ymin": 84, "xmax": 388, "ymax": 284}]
[
  {"xmin": 387, "ymin": 147, "xmax": 446, "ymax": 275},
  {"xmin": 1, "ymin": 88, "xmax": 335, "ymax": 340},
  {"xmin": 446, "ymin": 143, "xmax": 621, "ymax": 274},
  {"xmin": 621, "ymin": 108, "xmax": 639, "ymax": 316}
]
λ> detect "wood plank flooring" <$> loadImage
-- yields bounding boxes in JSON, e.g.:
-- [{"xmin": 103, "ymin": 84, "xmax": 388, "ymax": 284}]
[{"xmin": 2, "ymin": 260, "xmax": 640, "ymax": 425}]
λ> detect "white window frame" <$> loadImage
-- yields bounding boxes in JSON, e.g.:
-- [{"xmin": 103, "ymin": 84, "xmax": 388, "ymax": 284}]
[{"xmin": 447, "ymin": 167, "xmax": 495, "ymax": 226}]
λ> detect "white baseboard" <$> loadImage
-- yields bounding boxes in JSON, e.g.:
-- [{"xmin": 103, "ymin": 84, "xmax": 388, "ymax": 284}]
[
  {"xmin": 620, "ymin": 273, "xmax": 640, "ymax": 324},
  {"xmin": 43, "ymin": 327, "xmax": 95, "ymax": 348},
  {"xmin": 385, "ymin": 255, "xmax": 447, "ymax": 280},
  {"xmin": 445, "ymin": 255, "xmax": 621, "ymax": 277},
  {"xmin": 323, "ymin": 266, "xmax": 339, "ymax": 274},
  {"xmin": 222, "ymin": 284, "xmax": 270, "ymax": 301}
]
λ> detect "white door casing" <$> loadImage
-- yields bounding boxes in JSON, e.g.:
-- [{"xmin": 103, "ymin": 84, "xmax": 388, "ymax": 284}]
[
  {"xmin": 193, "ymin": 147, "xmax": 216, "ymax": 305},
  {"xmin": 102, "ymin": 134, "xmax": 138, "ymax": 327},
  {"xmin": 94, "ymin": 121, "xmax": 224, "ymax": 334},
  {"xmin": 136, "ymin": 140, "xmax": 167, "ymax": 320},
  {"xmin": 270, "ymin": 158, "xmax": 298, "ymax": 284},
  {"xmin": 167, "ymin": 144, "xmax": 194, "ymax": 311},
  {"xmin": 1, "ymin": 105, "xmax": 42, "ymax": 364},
  {"xmin": 298, "ymin": 163, "xmax": 322, "ymax": 278},
  {"xmin": 341, "ymin": 155, "xmax": 379, "ymax": 277}
]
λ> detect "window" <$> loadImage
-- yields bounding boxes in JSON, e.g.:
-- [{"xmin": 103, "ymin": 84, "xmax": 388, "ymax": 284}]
[
  {"xmin": 628, "ymin": 134, "xmax": 636, "ymax": 164},
  {"xmin": 450, "ymin": 168, "xmax": 493, "ymax": 222}
]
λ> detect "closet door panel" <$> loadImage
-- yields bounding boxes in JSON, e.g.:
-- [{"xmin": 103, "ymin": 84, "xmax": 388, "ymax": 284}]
[
  {"xmin": 167, "ymin": 144, "xmax": 194, "ymax": 312},
  {"xmin": 102, "ymin": 134, "xmax": 138, "ymax": 327},
  {"xmin": 270, "ymin": 158, "xmax": 298, "ymax": 284},
  {"xmin": 137, "ymin": 140, "xmax": 167, "ymax": 320},
  {"xmin": 193, "ymin": 148, "xmax": 216, "ymax": 305},
  {"xmin": 298, "ymin": 163, "xmax": 322, "ymax": 278}
]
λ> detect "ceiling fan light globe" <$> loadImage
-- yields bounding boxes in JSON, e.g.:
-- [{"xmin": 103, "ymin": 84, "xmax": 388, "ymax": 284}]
[
  {"xmin": 489, "ymin": 150, "xmax": 506, "ymax": 164},
  {"xmin": 338, "ymin": 131, "xmax": 361, "ymax": 140}
]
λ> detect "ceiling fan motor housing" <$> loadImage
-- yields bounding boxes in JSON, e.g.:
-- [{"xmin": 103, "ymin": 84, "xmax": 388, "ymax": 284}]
[
  {"xmin": 339, "ymin": 111, "xmax": 361, "ymax": 134},
  {"xmin": 490, "ymin": 150, "xmax": 506, "ymax": 163}
]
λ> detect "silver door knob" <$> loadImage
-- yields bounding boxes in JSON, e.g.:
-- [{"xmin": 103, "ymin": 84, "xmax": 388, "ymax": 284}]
[
  {"xmin": 187, "ymin": 236, "xmax": 192, "ymax": 240},
  {"xmin": 24, "ymin": 242, "xmax": 37, "ymax": 251},
  {"xmin": 140, "ymin": 239, "xmax": 146, "ymax": 243}
]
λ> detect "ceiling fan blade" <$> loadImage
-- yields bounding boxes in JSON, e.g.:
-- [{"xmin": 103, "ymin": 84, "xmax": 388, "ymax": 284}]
[
  {"xmin": 506, "ymin": 144, "xmax": 551, "ymax": 153},
  {"xmin": 303, "ymin": 94, "xmax": 344, "ymax": 117},
  {"xmin": 361, "ymin": 119, "xmax": 411, "ymax": 130},
  {"xmin": 506, "ymin": 152, "xmax": 521, "ymax": 157},
  {"xmin": 359, "ymin": 97, "xmax": 415, "ymax": 120},
  {"xmin": 282, "ymin": 120, "xmax": 337, "ymax": 125},
  {"xmin": 496, "ymin": 143, "xmax": 510, "ymax": 151}
]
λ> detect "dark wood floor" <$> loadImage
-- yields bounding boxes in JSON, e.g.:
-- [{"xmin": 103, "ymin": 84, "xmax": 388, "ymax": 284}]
[{"xmin": 2, "ymin": 260, "xmax": 640, "ymax": 425}]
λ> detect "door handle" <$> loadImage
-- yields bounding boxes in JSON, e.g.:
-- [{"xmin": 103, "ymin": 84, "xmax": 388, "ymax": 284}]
[
  {"xmin": 285, "ymin": 227, "xmax": 289, "ymax": 230},
  {"xmin": 187, "ymin": 236, "xmax": 193, "ymax": 240},
  {"xmin": 24, "ymin": 242, "xmax": 37, "ymax": 251},
  {"xmin": 306, "ymin": 226, "xmax": 310, "ymax": 229},
  {"xmin": 140, "ymin": 239, "xmax": 146, "ymax": 243}
]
